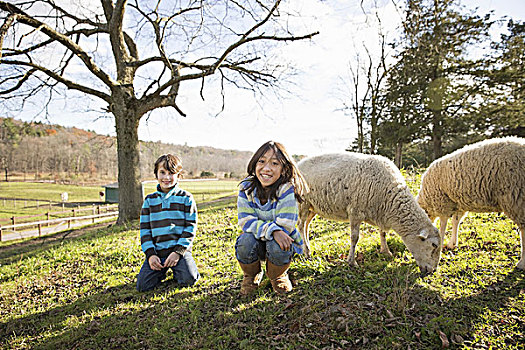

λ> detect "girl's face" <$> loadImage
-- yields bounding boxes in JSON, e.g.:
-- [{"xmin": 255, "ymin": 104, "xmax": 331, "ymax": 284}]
[
  {"xmin": 156, "ymin": 163, "xmax": 178, "ymax": 192},
  {"xmin": 255, "ymin": 149, "xmax": 283, "ymax": 188}
]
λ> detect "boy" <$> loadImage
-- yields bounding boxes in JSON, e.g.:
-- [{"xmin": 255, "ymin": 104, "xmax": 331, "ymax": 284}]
[{"xmin": 136, "ymin": 154, "xmax": 200, "ymax": 292}]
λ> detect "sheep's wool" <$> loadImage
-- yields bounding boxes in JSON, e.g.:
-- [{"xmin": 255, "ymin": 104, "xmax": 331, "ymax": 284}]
[
  {"xmin": 418, "ymin": 137, "xmax": 525, "ymax": 221},
  {"xmin": 299, "ymin": 152, "xmax": 428, "ymax": 237}
]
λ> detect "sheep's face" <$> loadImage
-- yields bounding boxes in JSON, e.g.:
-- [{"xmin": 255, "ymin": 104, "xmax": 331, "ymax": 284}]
[{"xmin": 402, "ymin": 226, "xmax": 442, "ymax": 276}]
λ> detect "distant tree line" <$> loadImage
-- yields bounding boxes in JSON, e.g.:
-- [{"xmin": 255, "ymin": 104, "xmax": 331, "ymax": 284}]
[
  {"xmin": 344, "ymin": 0, "xmax": 524, "ymax": 168},
  {"xmin": 0, "ymin": 117, "xmax": 252, "ymax": 182}
]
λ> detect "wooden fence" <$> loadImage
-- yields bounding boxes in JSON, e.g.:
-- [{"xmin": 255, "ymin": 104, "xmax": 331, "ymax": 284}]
[{"xmin": 0, "ymin": 204, "xmax": 118, "ymax": 241}]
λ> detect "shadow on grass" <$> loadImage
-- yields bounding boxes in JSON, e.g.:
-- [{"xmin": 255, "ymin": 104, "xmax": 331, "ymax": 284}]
[
  {"xmin": 1, "ymin": 223, "xmax": 524, "ymax": 349},
  {"xmin": 0, "ymin": 221, "xmax": 135, "ymax": 262}
]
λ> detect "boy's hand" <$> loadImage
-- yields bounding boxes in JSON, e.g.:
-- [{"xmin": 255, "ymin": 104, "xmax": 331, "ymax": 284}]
[
  {"xmin": 148, "ymin": 255, "xmax": 163, "ymax": 271},
  {"xmin": 273, "ymin": 230, "xmax": 294, "ymax": 251},
  {"xmin": 164, "ymin": 252, "xmax": 181, "ymax": 268}
]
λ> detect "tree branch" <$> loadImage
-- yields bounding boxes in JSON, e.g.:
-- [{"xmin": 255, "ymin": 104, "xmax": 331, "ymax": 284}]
[
  {"xmin": 0, "ymin": 1, "xmax": 116, "ymax": 88},
  {"xmin": 1, "ymin": 59, "xmax": 111, "ymax": 102},
  {"xmin": 0, "ymin": 12, "xmax": 17, "ymax": 59}
]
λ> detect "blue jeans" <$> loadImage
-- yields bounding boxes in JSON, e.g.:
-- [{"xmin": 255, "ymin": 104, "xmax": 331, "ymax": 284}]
[
  {"xmin": 136, "ymin": 251, "xmax": 200, "ymax": 292},
  {"xmin": 235, "ymin": 233, "xmax": 295, "ymax": 266}
]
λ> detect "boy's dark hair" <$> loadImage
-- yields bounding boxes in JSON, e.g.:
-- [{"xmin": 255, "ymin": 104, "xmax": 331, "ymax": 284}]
[
  {"xmin": 154, "ymin": 154, "xmax": 183, "ymax": 178},
  {"xmin": 242, "ymin": 141, "xmax": 308, "ymax": 203}
]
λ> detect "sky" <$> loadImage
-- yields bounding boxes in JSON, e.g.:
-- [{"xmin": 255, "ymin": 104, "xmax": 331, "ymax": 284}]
[{"xmin": 9, "ymin": 0, "xmax": 525, "ymax": 158}]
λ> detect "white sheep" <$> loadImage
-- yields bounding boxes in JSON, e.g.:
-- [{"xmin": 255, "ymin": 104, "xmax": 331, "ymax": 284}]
[
  {"xmin": 297, "ymin": 152, "xmax": 442, "ymax": 275},
  {"xmin": 416, "ymin": 137, "xmax": 525, "ymax": 270}
]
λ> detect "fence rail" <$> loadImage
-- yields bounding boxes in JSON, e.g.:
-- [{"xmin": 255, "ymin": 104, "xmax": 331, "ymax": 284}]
[
  {"xmin": 0, "ymin": 207, "xmax": 119, "ymax": 241},
  {"xmin": 0, "ymin": 204, "xmax": 118, "ymax": 224}
]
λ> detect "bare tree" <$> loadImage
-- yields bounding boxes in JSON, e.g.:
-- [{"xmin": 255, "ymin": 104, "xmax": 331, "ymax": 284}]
[
  {"xmin": 341, "ymin": 2, "xmax": 390, "ymax": 154},
  {"xmin": 0, "ymin": 1, "xmax": 318, "ymax": 222}
]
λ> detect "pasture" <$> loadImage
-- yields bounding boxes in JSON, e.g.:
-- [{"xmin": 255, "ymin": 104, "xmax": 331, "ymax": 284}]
[
  {"xmin": 0, "ymin": 180, "xmax": 238, "ymax": 222},
  {"xmin": 0, "ymin": 175, "xmax": 524, "ymax": 349}
]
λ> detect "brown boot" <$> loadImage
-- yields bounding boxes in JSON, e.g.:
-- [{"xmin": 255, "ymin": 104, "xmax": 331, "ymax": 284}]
[
  {"xmin": 239, "ymin": 260, "xmax": 263, "ymax": 296},
  {"xmin": 266, "ymin": 261, "xmax": 292, "ymax": 293}
]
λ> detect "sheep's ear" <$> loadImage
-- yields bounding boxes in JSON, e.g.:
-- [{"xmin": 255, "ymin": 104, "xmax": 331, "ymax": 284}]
[{"xmin": 417, "ymin": 229, "xmax": 429, "ymax": 241}]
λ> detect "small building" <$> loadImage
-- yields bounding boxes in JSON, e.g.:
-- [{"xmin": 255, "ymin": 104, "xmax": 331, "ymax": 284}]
[
  {"xmin": 103, "ymin": 182, "xmax": 119, "ymax": 203},
  {"xmin": 102, "ymin": 182, "xmax": 145, "ymax": 204}
]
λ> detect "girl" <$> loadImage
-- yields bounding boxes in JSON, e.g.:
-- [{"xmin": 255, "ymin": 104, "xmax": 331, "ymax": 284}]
[{"xmin": 236, "ymin": 141, "xmax": 308, "ymax": 295}]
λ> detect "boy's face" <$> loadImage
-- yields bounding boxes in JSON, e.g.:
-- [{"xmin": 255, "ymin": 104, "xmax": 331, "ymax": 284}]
[
  {"xmin": 255, "ymin": 149, "xmax": 283, "ymax": 188},
  {"xmin": 156, "ymin": 163, "xmax": 178, "ymax": 193}
]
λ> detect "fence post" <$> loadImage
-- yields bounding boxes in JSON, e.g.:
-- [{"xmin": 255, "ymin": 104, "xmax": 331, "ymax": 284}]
[
  {"xmin": 72, "ymin": 209, "xmax": 76, "ymax": 217},
  {"xmin": 11, "ymin": 216, "xmax": 15, "ymax": 232},
  {"xmin": 47, "ymin": 212, "xmax": 50, "ymax": 227},
  {"xmin": 0, "ymin": 225, "xmax": 2, "ymax": 242},
  {"xmin": 38, "ymin": 223, "xmax": 42, "ymax": 237},
  {"xmin": 68, "ymin": 219, "xmax": 71, "ymax": 229},
  {"xmin": 92, "ymin": 207, "xmax": 96, "ymax": 223}
]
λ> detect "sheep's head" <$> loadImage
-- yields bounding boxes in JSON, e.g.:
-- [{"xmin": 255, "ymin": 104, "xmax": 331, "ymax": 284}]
[{"xmin": 402, "ymin": 226, "xmax": 442, "ymax": 276}]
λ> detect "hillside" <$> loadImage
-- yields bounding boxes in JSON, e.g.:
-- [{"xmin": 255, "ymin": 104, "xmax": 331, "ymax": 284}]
[{"xmin": 0, "ymin": 117, "xmax": 252, "ymax": 183}]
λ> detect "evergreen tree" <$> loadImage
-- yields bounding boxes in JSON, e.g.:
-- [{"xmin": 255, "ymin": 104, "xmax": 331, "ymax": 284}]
[
  {"xmin": 474, "ymin": 20, "xmax": 525, "ymax": 137},
  {"xmin": 380, "ymin": 0, "xmax": 492, "ymax": 165}
]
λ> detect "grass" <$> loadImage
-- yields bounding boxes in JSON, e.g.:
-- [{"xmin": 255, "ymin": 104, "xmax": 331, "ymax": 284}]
[
  {"xmin": 0, "ymin": 182, "xmax": 106, "ymax": 222},
  {"xmin": 0, "ymin": 180, "xmax": 238, "ymax": 222},
  {"xmin": 144, "ymin": 179, "xmax": 239, "ymax": 203},
  {"xmin": 0, "ymin": 176, "xmax": 524, "ymax": 349},
  {"xmin": 0, "ymin": 181, "xmax": 102, "ymax": 203}
]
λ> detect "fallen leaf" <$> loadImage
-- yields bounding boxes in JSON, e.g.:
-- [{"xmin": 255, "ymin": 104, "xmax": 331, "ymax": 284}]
[
  {"xmin": 414, "ymin": 331, "xmax": 421, "ymax": 341},
  {"xmin": 453, "ymin": 334, "xmax": 464, "ymax": 344},
  {"xmin": 438, "ymin": 330, "xmax": 449, "ymax": 348}
]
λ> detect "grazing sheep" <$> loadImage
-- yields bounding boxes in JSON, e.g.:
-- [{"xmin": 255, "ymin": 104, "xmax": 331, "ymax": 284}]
[
  {"xmin": 297, "ymin": 153, "xmax": 442, "ymax": 275},
  {"xmin": 416, "ymin": 137, "xmax": 525, "ymax": 270}
]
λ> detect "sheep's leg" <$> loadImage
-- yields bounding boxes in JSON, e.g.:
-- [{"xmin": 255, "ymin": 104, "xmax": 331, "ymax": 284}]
[
  {"xmin": 302, "ymin": 211, "xmax": 316, "ymax": 256},
  {"xmin": 347, "ymin": 222, "xmax": 360, "ymax": 267},
  {"xmin": 298, "ymin": 204, "xmax": 316, "ymax": 258},
  {"xmin": 379, "ymin": 230, "xmax": 393, "ymax": 257},
  {"xmin": 439, "ymin": 216, "xmax": 448, "ymax": 249},
  {"xmin": 517, "ymin": 224, "xmax": 525, "ymax": 270},
  {"xmin": 447, "ymin": 212, "xmax": 464, "ymax": 249},
  {"xmin": 502, "ymin": 207, "xmax": 525, "ymax": 270}
]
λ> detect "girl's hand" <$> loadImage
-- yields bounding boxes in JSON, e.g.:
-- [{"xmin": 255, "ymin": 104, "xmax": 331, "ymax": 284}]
[
  {"xmin": 273, "ymin": 230, "xmax": 294, "ymax": 251},
  {"xmin": 148, "ymin": 255, "xmax": 163, "ymax": 271},
  {"xmin": 164, "ymin": 252, "xmax": 181, "ymax": 268}
]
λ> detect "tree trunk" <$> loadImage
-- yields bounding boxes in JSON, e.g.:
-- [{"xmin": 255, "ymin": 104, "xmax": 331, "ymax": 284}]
[
  {"xmin": 394, "ymin": 142, "xmax": 403, "ymax": 168},
  {"xmin": 114, "ymin": 108, "xmax": 143, "ymax": 224},
  {"xmin": 357, "ymin": 115, "xmax": 364, "ymax": 153},
  {"xmin": 432, "ymin": 110, "xmax": 443, "ymax": 160},
  {"xmin": 370, "ymin": 112, "xmax": 377, "ymax": 154}
]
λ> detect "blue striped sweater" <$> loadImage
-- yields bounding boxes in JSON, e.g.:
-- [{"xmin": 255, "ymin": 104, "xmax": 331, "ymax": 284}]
[
  {"xmin": 237, "ymin": 180, "xmax": 303, "ymax": 254},
  {"xmin": 140, "ymin": 184, "xmax": 197, "ymax": 259}
]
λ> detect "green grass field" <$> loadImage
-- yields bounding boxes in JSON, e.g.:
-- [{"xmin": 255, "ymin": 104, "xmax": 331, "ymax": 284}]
[
  {"xmin": 0, "ymin": 175, "xmax": 524, "ymax": 349},
  {"xmin": 0, "ymin": 180, "xmax": 238, "ymax": 222}
]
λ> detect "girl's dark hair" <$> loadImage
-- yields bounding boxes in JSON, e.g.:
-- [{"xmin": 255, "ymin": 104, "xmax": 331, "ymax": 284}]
[
  {"xmin": 241, "ymin": 141, "xmax": 308, "ymax": 203},
  {"xmin": 154, "ymin": 154, "xmax": 183, "ymax": 178}
]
